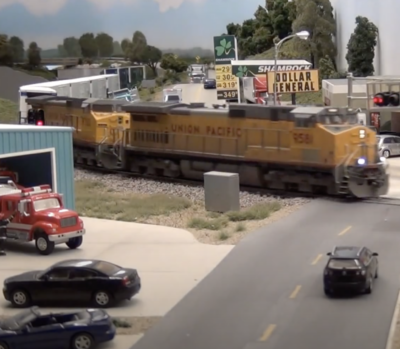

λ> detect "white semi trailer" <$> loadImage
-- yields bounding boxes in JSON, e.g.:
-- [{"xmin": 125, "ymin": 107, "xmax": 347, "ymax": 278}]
[{"xmin": 19, "ymin": 74, "xmax": 120, "ymax": 124}]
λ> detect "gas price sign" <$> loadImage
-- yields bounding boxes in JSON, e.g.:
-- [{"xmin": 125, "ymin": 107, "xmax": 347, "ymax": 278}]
[{"xmin": 215, "ymin": 64, "xmax": 239, "ymax": 100}]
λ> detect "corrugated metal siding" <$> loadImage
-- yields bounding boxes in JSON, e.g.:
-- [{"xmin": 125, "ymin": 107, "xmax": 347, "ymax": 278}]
[{"xmin": 0, "ymin": 128, "xmax": 75, "ymax": 209}]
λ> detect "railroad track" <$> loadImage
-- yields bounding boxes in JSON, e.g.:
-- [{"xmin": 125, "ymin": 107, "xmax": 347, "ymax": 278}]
[
  {"xmin": 75, "ymin": 164, "xmax": 399, "ymax": 205},
  {"xmin": 74, "ymin": 164, "xmax": 316, "ymax": 199}
]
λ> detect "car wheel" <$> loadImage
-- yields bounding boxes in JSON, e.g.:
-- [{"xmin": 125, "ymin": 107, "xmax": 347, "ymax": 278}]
[
  {"xmin": 375, "ymin": 269, "xmax": 378, "ymax": 279},
  {"xmin": 0, "ymin": 341, "xmax": 9, "ymax": 349},
  {"xmin": 66, "ymin": 236, "xmax": 83, "ymax": 249},
  {"xmin": 10, "ymin": 289, "xmax": 31, "ymax": 308},
  {"xmin": 383, "ymin": 150, "xmax": 390, "ymax": 158},
  {"xmin": 365, "ymin": 277, "xmax": 373, "ymax": 294},
  {"xmin": 71, "ymin": 333, "xmax": 93, "ymax": 349},
  {"xmin": 324, "ymin": 288, "xmax": 331, "ymax": 297},
  {"xmin": 92, "ymin": 290, "xmax": 112, "ymax": 308},
  {"xmin": 35, "ymin": 233, "xmax": 55, "ymax": 255}
]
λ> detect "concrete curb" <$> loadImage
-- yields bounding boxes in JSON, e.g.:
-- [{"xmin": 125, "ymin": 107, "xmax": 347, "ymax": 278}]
[{"xmin": 385, "ymin": 289, "xmax": 400, "ymax": 349}]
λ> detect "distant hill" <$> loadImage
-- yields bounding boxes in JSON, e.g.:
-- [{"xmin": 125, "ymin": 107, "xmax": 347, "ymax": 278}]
[
  {"xmin": 39, "ymin": 47, "xmax": 213, "ymax": 59},
  {"xmin": 161, "ymin": 47, "xmax": 213, "ymax": 58},
  {"xmin": 41, "ymin": 48, "xmax": 60, "ymax": 58}
]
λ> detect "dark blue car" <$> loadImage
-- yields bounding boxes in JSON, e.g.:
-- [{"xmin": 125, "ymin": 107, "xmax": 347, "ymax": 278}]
[
  {"xmin": 203, "ymin": 78, "xmax": 216, "ymax": 89},
  {"xmin": 0, "ymin": 307, "xmax": 115, "ymax": 349}
]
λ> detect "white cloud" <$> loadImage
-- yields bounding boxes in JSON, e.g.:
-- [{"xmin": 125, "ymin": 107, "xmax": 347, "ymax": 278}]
[
  {"xmin": 0, "ymin": 0, "xmax": 67, "ymax": 15},
  {"xmin": 152, "ymin": 0, "xmax": 206, "ymax": 12},
  {"xmin": 0, "ymin": 0, "xmax": 207, "ymax": 15}
]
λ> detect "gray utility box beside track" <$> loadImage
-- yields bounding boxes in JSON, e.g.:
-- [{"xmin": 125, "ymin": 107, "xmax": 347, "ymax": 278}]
[{"xmin": 204, "ymin": 171, "xmax": 240, "ymax": 212}]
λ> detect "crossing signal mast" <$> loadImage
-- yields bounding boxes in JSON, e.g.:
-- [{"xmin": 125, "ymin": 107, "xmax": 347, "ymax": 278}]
[{"xmin": 347, "ymin": 73, "xmax": 400, "ymax": 130}]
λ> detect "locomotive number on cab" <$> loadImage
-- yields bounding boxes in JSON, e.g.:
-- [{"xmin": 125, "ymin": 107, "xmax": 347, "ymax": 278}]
[{"xmin": 293, "ymin": 133, "xmax": 313, "ymax": 144}]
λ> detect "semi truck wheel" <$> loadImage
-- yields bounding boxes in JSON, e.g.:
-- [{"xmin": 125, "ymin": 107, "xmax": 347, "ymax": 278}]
[
  {"xmin": 66, "ymin": 236, "xmax": 83, "ymax": 249},
  {"xmin": 35, "ymin": 232, "xmax": 55, "ymax": 255}
]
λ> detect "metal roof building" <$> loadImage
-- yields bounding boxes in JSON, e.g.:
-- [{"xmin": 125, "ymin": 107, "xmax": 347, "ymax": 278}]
[{"xmin": 0, "ymin": 125, "xmax": 75, "ymax": 209}]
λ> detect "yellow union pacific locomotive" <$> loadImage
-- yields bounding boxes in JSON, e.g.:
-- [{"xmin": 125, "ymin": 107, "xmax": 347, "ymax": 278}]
[{"xmin": 26, "ymin": 96, "xmax": 388, "ymax": 198}]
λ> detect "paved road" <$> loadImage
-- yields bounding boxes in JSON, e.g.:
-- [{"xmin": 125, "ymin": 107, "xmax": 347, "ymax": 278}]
[
  {"xmin": 173, "ymin": 70, "xmax": 223, "ymax": 107},
  {"xmin": 0, "ymin": 66, "xmax": 46, "ymax": 102},
  {"xmin": 131, "ymin": 199, "xmax": 400, "ymax": 349}
]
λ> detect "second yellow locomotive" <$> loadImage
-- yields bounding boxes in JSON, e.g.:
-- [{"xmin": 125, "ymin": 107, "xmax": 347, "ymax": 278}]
[{"xmin": 26, "ymin": 96, "xmax": 388, "ymax": 198}]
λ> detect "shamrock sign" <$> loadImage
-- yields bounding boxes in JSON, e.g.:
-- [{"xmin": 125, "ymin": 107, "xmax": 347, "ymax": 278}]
[
  {"xmin": 215, "ymin": 38, "xmax": 233, "ymax": 57},
  {"xmin": 235, "ymin": 66, "xmax": 248, "ymax": 77}
]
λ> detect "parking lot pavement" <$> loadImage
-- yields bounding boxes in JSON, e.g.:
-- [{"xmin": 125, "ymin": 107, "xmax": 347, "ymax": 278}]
[{"xmin": 0, "ymin": 217, "xmax": 233, "ymax": 348}]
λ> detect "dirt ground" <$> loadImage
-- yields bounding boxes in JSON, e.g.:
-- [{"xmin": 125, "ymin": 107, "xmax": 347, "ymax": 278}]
[
  {"xmin": 75, "ymin": 180, "xmax": 307, "ymax": 245},
  {"xmin": 113, "ymin": 316, "xmax": 161, "ymax": 335},
  {"xmin": 144, "ymin": 202, "xmax": 304, "ymax": 244}
]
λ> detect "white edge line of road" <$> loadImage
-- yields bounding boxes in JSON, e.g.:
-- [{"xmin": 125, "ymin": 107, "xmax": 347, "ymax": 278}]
[{"xmin": 385, "ymin": 289, "xmax": 400, "ymax": 349}]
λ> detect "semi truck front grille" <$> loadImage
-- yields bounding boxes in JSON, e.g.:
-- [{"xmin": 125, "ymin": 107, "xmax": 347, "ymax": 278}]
[{"xmin": 60, "ymin": 217, "xmax": 77, "ymax": 228}]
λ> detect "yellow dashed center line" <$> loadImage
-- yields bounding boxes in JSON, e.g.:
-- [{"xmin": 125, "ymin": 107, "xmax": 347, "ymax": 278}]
[
  {"xmin": 311, "ymin": 254, "xmax": 323, "ymax": 265},
  {"xmin": 259, "ymin": 324, "xmax": 276, "ymax": 341},
  {"xmin": 289, "ymin": 285, "xmax": 302, "ymax": 299},
  {"xmin": 338, "ymin": 225, "xmax": 352, "ymax": 236}
]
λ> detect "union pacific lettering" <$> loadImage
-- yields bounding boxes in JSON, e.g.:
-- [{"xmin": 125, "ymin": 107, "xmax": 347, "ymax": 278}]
[
  {"xmin": 171, "ymin": 124, "xmax": 241, "ymax": 137},
  {"xmin": 206, "ymin": 126, "xmax": 241, "ymax": 137},
  {"xmin": 171, "ymin": 124, "xmax": 200, "ymax": 134}
]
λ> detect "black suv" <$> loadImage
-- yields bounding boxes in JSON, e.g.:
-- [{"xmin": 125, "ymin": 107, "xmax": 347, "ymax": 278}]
[{"xmin": 323, "ymin": 246, "xmax": 378, "ymax": 296}]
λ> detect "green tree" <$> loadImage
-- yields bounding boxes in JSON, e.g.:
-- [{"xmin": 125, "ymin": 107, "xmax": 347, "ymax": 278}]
[
  {"xmin": 318, "ymin": 55, "xmax": 340, "ymax": 82},
  {"xmin": 226, "ymin": 23, "xmax": 241, "ymax": 36},
  {"xmin": 63, "ymin": 37, "xmax": 81, "ymax": 56},
  {"xmin": 160, "ymin": 53, "xmax": 188, "ymax": 73},
  {"xmin": 78, "ymin": 33, "xmax": 97, "ymax": 58},
  {"xmin": 8, "ymin": 36, "xmax": 24, "ymax": 62},
  {"xmin": 130, "ymin": 31, "xmax": 147, "ymax": 63},
  {"xmin": 27, "ymin": 41, "xmax": 41, "ymax": 67},
  {"xmin": 142, "ymin": 45, "xmax": 162, "ymax": 76},
  {"xmin": 57, "ymin": 44, "xmax": 67, "ymax": 57},
  {"xmin": 121, "ymin": 38, "xmax": 130, "ymax": 53},
  {"xmin": 345, "ymin": 16, "xmax": 378, "ymax": 77},
  {"xmin": 292, "ymin": 0, "xmax": 336, "ymax": 67},
  {"xmin": 0, "ymin": 35, "xmax": 13, "ymax": 66},
  {"xmin": 113, "ymin": 41, "xmax": 123, "ymax": 56},
  {"xmin": 95, "ymin": 32, "xmax": 113, "ymax": 57},
  {"xmin": 266, "ymin": 0, "xmax": 296, "ymax": 39}
]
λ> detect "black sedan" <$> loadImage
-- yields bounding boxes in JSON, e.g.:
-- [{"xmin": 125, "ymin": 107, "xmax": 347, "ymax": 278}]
[
  {"xmin": 0, "ymin": 307, "xmax": 115, "ymax": 349},
  {"xmin": 3, "ymin": 259, "xmax": 141, "ymax": 308},
  {"xmin": 203, "ymin": 78, "xmax": 216, "ymax": 89}
]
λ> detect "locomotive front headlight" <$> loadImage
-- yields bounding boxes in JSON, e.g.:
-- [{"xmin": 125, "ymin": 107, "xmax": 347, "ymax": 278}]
[
  {"xmin": 357, "ymin": 157, "xmax": 366, "ymax": 165},
  {"xmin": 359, "ymin": 129, "xmax": 365, "ymax": 138}
]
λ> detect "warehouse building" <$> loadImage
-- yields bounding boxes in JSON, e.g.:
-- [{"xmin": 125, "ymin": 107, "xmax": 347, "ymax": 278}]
[{"xmin": 0, "ymin": 125, "xmax": 75, "ymax": 209}]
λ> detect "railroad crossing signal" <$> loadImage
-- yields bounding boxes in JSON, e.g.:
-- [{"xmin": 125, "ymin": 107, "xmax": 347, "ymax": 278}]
[
  {"xmin": 373, "ymin": 92, "xmax": 400, "ymax": 106},
  {"xmin": 195, "ymin": 56, "xmax": 200, "ymax": 63}
]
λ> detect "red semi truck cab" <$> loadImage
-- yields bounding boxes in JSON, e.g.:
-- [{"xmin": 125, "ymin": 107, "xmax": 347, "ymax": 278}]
[
  {"xmin": 0, "ymin": 184, "xmax": 85, "ymax": 255},
  {"xmin": 243, "ymin": 76, "xmax": 281, "ymax": 104}
]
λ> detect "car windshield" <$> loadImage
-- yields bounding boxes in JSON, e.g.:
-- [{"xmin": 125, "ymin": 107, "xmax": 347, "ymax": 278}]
[
  {"xmin": 328, "ymin": 259, "xmax": 360, "ymax": 269},
  {"xmin": 0, "ymin": 309, "xmax": 38, "ymax": 330},
  {"xmin": 33, "ymin": 198, "xmax": 60, "ymax": 211},
  {"xmin": 167, "ymin": 95, "xmax": 179, "ymax": 101},
  {"xmin": 92, "ymin": 261, "xmax": 122, "ymax": 276}
]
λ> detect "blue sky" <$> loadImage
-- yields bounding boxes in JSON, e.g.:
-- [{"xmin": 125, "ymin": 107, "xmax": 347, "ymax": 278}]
[{"xmin": 0, "ymin": 0, "xmax": 263, "ymax": 49}]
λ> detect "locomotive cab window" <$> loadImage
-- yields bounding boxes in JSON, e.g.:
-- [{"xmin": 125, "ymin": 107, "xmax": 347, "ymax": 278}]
[
  {"xmin": 317, "ymin": 113, "xmax": 358, "ymax": 125},
  {"xmin": 293, "ymin": 114, "xmax": 315, "ymax": 128}
]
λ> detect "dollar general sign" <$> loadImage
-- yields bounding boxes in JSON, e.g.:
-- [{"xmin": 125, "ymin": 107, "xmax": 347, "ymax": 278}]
[{"xmin": 267, "ymin": 70, "xmax": 319, "ymax": 93}]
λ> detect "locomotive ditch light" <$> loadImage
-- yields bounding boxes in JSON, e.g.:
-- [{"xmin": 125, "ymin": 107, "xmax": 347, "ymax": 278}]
[{"xmin": 357, "ymin": 158, "xmax": 366, "ymax": 165}]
